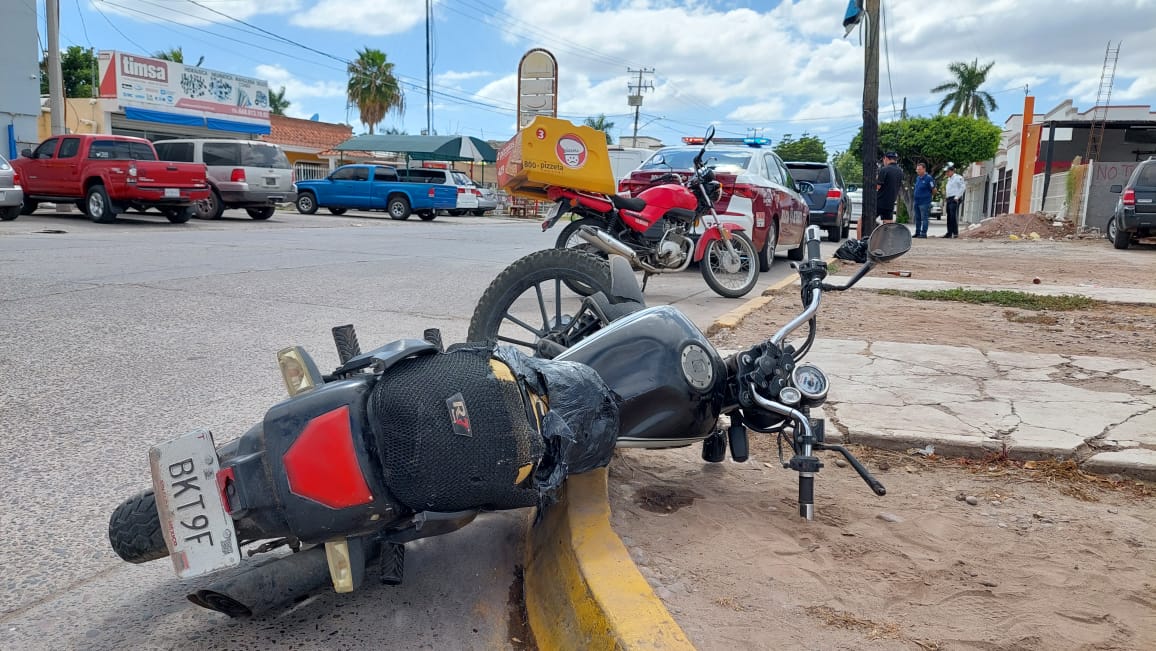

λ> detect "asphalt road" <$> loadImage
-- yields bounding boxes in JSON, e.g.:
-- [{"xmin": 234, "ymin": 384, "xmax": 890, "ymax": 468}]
[{"xmin": 0, "ymin": 207, "xmax": 833, "ymax": 649}]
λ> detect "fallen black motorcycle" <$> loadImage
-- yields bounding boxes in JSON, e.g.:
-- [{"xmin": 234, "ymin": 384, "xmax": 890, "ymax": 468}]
[{"xmin": 108, "ymin": 223, "xmax": 910, "ymax": 616}]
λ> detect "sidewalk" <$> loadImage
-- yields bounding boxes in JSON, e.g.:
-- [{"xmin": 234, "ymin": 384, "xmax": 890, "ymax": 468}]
[{"xmin": 763, "ymin": 276, "xmax": 1156, "ymax": 478}]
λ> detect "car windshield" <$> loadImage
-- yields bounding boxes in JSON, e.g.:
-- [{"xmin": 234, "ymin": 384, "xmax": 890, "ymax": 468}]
[
  {"xmin": 639, "ymin": 148, "xmax": 752, "ymax": 173},
  {"xmin": 786, "ymin": 166, "xmax": 832, "ymax": 183}
]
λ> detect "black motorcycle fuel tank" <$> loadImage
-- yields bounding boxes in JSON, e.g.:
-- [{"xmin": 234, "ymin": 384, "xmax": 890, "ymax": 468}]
[{"xmin": 557, "ymin": 306, "xmax": 725, "ymax": 447}]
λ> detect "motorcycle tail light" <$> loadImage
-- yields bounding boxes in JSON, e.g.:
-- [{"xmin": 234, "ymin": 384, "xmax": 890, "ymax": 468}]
[{"xmin": 230, "ymin": 168, "xmax": 246, "ymax": 183}]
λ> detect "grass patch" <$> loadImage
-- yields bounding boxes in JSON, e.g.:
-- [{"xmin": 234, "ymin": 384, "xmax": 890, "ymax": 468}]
[
  {"xmin": 827, "ymin": 261, "xmax": 841, "ymax": 275},
  {"xmin": 876, "ymin": 288, "xmax": 1096, "ymax": 311}
]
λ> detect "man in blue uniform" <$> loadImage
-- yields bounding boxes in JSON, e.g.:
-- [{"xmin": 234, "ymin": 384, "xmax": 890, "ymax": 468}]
[{"xmin": 912, "ymin": 162, "xmax": 935, "ymax": 238}]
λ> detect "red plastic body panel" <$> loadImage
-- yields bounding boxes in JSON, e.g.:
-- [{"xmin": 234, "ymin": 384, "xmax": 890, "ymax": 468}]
[{"xmin": 693, "ymin": 222, "xmax": 747, "ymax": 260}]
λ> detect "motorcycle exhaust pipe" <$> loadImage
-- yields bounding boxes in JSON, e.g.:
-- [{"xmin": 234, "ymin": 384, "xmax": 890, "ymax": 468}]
[
  {"xmin": 576, "ymin": 226, "xmax": 662, "ymax": 274},
  {"xmin": 187, "ymin": 546, "xmax": 332, "ymax": 618}
]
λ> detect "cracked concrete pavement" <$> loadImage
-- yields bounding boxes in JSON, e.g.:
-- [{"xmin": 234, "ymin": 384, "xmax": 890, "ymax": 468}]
[{"xmin": 787, "ymin": 340, "xmax": 1156, "ymax": 478}]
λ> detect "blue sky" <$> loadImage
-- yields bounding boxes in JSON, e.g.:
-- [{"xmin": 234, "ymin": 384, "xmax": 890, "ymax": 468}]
[{"xmin": 32, "ymin": 0, "xmax": 1156, "ymax": 153}]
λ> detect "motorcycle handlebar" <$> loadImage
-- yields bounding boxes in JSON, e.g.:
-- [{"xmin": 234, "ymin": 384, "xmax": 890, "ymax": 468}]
[{"xmin": 804, "ymin": 225, "xmax": 823, "ymax": 261}]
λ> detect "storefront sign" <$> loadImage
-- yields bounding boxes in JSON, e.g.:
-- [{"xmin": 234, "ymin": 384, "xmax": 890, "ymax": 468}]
[{"xmin": 98, "ymin": 51, "xmax": 269, "ymax": 127}]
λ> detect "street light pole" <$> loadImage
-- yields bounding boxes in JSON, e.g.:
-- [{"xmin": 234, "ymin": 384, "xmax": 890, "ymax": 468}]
[{"xmin": 47, "ymin": 0, "xmax": 66, "ymax": 136}]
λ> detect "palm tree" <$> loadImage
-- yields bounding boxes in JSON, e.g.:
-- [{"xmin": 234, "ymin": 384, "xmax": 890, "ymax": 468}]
[
  {"xmin": 153, "ymin": 47, "xmax": 203, "ymax": 67},
  {"xmin": 269, "ymin": 86, "xmax": 290, "ymax": 116},
  {"xmin": 583, "ymin": 114, "xmax": 615, "ymax": 144},
  {"xmin": 931, "ymin": 59, "xmax": 998, "ymax": 119},
  {"xmin": 347, "ymin": 48, "xmax": 405, "ymax": 135}
]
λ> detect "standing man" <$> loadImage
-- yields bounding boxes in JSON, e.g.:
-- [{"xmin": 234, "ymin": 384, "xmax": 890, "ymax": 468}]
[
  {"xmin": 943, "ymin": 162, "xmax": 965, "ymax": 238},
  {"xmin": 912, "ymin": 162, "xmax": 935, "ymax": 238},
  {"xmin": 876, "ymin": 151, "xmax": 903, "ymax": 224}
]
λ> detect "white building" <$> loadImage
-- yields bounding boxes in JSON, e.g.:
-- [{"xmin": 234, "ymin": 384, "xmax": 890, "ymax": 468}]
[{"xmin": 0, "ymin": 2, "xmax": 42, "ymax": 156}]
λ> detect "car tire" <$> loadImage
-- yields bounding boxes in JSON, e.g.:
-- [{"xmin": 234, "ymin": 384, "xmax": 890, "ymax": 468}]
[
  {"xmin": 162, "ymin": 206, "xmax": 194, "ymax": 223},
  {"xmin": 449, "ymin": 209, "xmax": 466, "ymax": 216},
  {"xmin": 195, "ymin": 189, "xmax": 224, "ymax": 220},
  {"xmin": 471, "ymin": 210, "xmax": 486, "ymax": 216},
  {"xmin": 1111, "ymin": 217, "xmax": 1131, "ymax": 250},
  {"xmin": 388, "ymin": 195, "xmax": 411, "ymax": 220},
  {"xmin": 826, "ymin": 226, "xmax": 841, "ymax": 242},
  {"xmin": 786, "ymin": 240, "xmax": 805, "ymax": 261},
  {"xmin": 247, "ymin": 207, "xmax": 275, "ymax": 220},
  {"xmin": 86, "ymin": 184, "xmax": 117, "ymax": 224},
  {"xmin": 0, "ymin": 205, "xmax": 19, "ymax": 221},
  {"xmin": 757, "ymin": 218, "xmax": 778, "ymax": 272},
  {"xmin": 419, "ymin": 212, "xmax": 437, "ymax": 221},
  {"xmin": 327, "ymin": 207, "xmax": 347, "ymax": 216},
  {"xmin": 19, "ymin": 199, "xmax": 38, "ymax": 215},
  {"xmin": 296, "ymin": 192, "xmax": 318, "ymax": 215}
]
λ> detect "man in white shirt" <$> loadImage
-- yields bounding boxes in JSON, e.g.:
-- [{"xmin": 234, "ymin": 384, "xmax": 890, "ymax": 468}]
[{"xmin": 943, "ymin": 162, "xmax": 966, "ymax": 238}]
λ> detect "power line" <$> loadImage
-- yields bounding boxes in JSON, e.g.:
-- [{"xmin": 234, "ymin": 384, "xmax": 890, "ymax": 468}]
[{"xmin": 92, "ymin": 0, "xmax": 156, "ymax": 53}]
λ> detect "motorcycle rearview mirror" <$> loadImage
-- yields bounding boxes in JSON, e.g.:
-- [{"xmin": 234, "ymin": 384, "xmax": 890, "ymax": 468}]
[
  {"xmin": 866, "ymin": 223, "xmax": 913, "ymax": 263},
  {"xmin": 704, "ymin": 124, "xmax": 716, "ymax": 145}
]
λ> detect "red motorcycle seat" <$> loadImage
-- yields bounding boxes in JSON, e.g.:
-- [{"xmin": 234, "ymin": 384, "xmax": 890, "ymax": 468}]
[{"xmin": 610, "ymin": 194, "xmax": 646, "ymax": 212}]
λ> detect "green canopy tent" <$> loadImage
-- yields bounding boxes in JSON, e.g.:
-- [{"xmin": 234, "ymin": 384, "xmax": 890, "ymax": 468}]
[{"xmin": 333, "ymin": 134, "xmax": 498, "ymax": 183}]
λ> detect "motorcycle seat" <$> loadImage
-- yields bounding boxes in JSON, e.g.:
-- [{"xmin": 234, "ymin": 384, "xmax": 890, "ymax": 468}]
[
  {"xmin": 664, "ymin": 208, "xmax": 696, "ymax": 223},
  {"xmin": 610, "ymin": 194, "xmax": 646, "ymax": 212}
]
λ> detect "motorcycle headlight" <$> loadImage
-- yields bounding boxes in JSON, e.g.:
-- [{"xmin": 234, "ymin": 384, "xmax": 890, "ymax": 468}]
[{"xmin": 790, "ymin": 363, "xmax": 829, "ymax": 401}]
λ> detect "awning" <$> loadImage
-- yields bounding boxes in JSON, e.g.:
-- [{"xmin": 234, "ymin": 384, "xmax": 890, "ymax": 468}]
[
  {"xmin": 333, "ymin": 134, "xmax": 497, "ymax": 162},
  {"xmin": 122, "ymin": 107, "xmax": 271, "ymax": 135}
]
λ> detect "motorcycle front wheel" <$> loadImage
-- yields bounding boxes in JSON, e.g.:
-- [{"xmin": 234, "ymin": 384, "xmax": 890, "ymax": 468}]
[
  {"xmin": 700, "ymin": 231, "xmax": 759, "ymax": 298},
  {"xmin": 468, "ymin": 249, "xmax": 613, "ymax": 358}
]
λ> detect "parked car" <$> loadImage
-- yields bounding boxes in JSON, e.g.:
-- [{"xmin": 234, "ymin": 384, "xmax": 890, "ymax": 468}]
[
  {"xmin": 607, "ymin": 146, "xmax": 653, "ymax": 183},
  {"xmin": 931, "ymin": 199, "xmax": 943, "ymax": 219},
  {"xmin": 783, "ymin": 161, "xmax": 850, "ymax": 242},
  {"xmin": 12, "ymin": 134, "xmax": 209, "ymax": 223},
  {"xmin": 1107, "ymin": 156, "xmax": 1156, "ymax": 249},
  {"xmin": 294, "ymin": 164, "xmax": 457, "ymax": 220},
  {"xmin": 619, "ymin": 142, "xmax": 809, "ymax": 271},
  {"xmin": 397, "ymin": 168, "xmax": 479, "ymax": 215},
  {"xmin": 0, "ymin": 154, "xmax": 22, "ymax": 221},
  {"xmin": 475, "ymin": 184, "xmax": 498, "ymax": 215},
  {"xmin": 153, "ymin": 139, "xmax": 296, "ymax": 220}
]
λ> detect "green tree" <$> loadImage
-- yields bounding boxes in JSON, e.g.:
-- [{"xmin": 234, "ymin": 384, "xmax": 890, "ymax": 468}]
[
  {"xmin": 773, "ymin": 133, "xmax": 827, "ymax": 162},
  {"xmin": 269, "ymin": 86, "xmax": 290, "ymax": 116},
  {"xmin": 347, "ymin": 48, "xmax": 405, "ymax": 135},
  {"xmin": 849, "ymin": 114, "xmax": 1001, "ymax": 217},
  {"xmin": 39, "ymin": 46, "xmax": 97, "ymax": 98},
  {"xmin": 153, "ymin": 47, "xmax": 204, "ymax": 67},
  {"xmin": 832, "ymin": 149, "xmax": 863, "ymax": 186},
  {"xmin": 583, "ymin": 114, "xmax": 615, "ymax": 144},
  {"xmin": 931, "ymin": 59, "xmax": 998, "ymax": 119}
]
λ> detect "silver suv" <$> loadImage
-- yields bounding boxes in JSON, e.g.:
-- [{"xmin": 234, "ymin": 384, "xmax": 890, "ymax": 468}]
[{"xmin": 154, "ymin": 139, "xmax": 296, "ymax": 220}]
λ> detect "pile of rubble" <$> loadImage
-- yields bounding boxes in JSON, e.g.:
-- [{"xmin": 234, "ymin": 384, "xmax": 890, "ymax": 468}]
[{"xmin": 961, "ymin": 212, "xmax": 1078, "ymax": 240}]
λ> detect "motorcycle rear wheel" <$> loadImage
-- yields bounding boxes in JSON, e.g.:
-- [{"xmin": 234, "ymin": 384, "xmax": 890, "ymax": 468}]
[
  {"xmin": 700, "ymin": 231, "xmax": 759, "ymax": 298},
  {"xmin": 108, "ymin": 490, "xmax": 169, "ymax": 564},
  {"xmin": 468, "ymin": 248, "xmax": 612, "ymax": 357}
]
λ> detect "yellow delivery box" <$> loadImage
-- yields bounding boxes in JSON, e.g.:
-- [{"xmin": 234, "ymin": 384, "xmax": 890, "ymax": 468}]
[{"xmin": 497, "ymin": 116, "xmax": 616, "ymax": 200}]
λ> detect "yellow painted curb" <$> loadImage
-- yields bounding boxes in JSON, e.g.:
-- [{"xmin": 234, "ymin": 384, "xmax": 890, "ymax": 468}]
[
  {"xmin": 525, "ymin": 468, "xmax": 695, "ymax": 651},
  {"xmin": 707, "ymin": 257, "xmax": 839, "ymax": 335}
]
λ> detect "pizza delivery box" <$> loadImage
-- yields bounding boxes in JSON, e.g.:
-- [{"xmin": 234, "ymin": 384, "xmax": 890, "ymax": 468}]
[{"xmin": 497, "ymin": 116, "xmax": 616, "ymax": 200}]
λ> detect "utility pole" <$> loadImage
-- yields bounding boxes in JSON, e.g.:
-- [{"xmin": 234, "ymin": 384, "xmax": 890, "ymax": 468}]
[
  {"xmin": 47, "ymin": 0, "xmax": 66, "ymax": 136},
  {"xmin": 860, "ymin": 0, "xmax": 880, "ymax": 239},
  {"xmin": 425, "ymin": 0, "xmax": 432, "ymax": 135},
  {"xmin": 900, "ymin": 96, "xmax": 907, "ymax": 120},
  {"xmin": 627, "ymin": 67, "xmax": 654, "ymax": 148}
]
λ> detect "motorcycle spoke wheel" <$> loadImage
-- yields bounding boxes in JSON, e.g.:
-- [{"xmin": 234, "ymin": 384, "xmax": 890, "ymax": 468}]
[
  {"xmin": 701, "ymin": 232, "xmax": 759, "ymax": 298},
  {"xmin": 468, "ymin": 249, "xmax": 613, "ymax": 358}
]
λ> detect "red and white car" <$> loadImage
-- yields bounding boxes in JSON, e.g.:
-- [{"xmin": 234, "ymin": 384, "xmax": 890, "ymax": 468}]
[{"xmin": 619, "ymin": 140, "xmax": 810, "ymax": 271}]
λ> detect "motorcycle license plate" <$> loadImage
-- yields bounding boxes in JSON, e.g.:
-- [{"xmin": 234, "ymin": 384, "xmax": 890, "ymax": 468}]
[
  {"xmin": 149, "ymin": 429, "xmax": 241, "ymax": 578},
  {"xmin": 542, "ymin": 201, "xmax": 566, "ymax": 230}
]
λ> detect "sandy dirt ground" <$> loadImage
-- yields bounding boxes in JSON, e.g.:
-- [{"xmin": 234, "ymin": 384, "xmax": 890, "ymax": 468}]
[{"xmin": 609, "ymin": 237, "xmax": 1156, "ymax": 650}]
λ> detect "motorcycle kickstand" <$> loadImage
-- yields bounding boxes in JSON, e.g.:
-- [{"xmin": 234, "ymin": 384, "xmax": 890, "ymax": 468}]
[{"xmin": 641, "ymin": 271, "xmax": 653, "ymax": 293}]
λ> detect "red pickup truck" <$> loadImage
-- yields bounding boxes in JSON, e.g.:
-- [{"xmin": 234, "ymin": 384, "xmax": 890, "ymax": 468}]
[{"xmin": 14, "ymin": 134, "xmax": 210, "ymax": 223}]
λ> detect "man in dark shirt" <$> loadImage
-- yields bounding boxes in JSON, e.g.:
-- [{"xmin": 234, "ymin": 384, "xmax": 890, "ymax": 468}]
[{"xmin": 876, "ymin": 151, "xmax": 903, "ymax": 223}]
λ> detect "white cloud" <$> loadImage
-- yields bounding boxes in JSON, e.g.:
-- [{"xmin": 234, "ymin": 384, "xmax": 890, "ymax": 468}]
[
  {"xmin": 290, "ymin": 0, "xmax": 427, "ymax": 36},
  {"xmin": 435, "ymin": 70, "xmax": 492, "ymax": 85},
  {"xmin": 255, "ymin": 64, "xmax": 345, "ymax": 100}
]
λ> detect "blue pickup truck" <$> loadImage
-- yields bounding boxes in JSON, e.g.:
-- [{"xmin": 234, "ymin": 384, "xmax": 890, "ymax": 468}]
[{"xmin": 294, "ymin": 164, "xmax": 457, "ymax": 221}]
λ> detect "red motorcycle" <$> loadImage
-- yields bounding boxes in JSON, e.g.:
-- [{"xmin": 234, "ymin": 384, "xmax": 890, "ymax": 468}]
[{"xmin": 541, "ymin": 127, "xmax": 760, "ymax": 299}]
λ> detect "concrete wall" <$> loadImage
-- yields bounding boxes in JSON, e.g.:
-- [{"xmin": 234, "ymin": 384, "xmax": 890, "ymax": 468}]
[
  {"xmin": 1084, "ymin": 161, "xmax": 1141, "ymax": 230},
  {"xmin": 1032, "ymin": 171, "xmax": 1069, "ymax": 216},
  {"xmin": 0, "ymin": 2, "xmax": 42, "ymax": 156}
]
